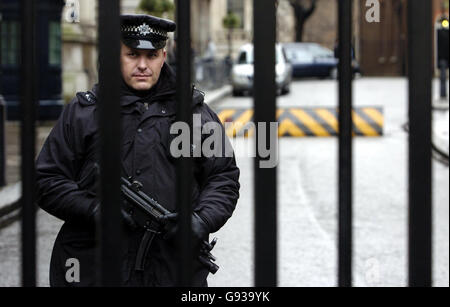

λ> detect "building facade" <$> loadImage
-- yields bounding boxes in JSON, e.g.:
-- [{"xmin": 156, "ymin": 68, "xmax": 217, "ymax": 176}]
[
  {"xmin": 209, "ymin": 0, "xmax": 252, "ymax": 58},
  {"xmin": 1, "ymin": 0, "xmax": 65, "ymax": 120},
  {"xmin": 27, "ymin": 0, "xmax": 449, "ymax": 103},
  {"xmin": 62, "ymin": 0, "xmax": 97, "ymax": 101},
  {"xmin": 275, "ymin": 0, "xmax": 448, "ymax": 76},
  {"xmin": 358, "ymin": 0, "xmax": 448, "ymax": 76}
]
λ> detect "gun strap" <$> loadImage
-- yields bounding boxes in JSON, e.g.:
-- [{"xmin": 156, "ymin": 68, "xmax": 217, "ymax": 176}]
[{"xmin": 134, "ymin": 222, "xmax": 159, "ymax": 271}]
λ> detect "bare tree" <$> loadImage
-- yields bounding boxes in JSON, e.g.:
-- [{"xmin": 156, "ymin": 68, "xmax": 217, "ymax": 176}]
[
  {"xmin": 223, "ymin": 12, "xmax": 240, "ymax": 60},
  {"xmin": 288, "ymin": 0, "xmax": 317, "ymax": 42}
]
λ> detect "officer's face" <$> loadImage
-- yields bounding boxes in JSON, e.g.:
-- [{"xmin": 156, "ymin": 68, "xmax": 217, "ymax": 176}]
[{"xmin": 120, "ymin": 42, "xmax": 167, "ymax": 91}]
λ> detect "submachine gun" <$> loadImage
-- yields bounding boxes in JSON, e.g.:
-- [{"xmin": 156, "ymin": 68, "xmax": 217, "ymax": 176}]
[{"xmin": 120, "ymin": 176, "xmax": 219, "ymax": 274}]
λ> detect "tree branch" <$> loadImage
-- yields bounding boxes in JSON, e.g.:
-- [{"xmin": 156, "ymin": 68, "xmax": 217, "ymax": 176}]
[{"xmin": 304, "ymin": 0, "xmax": 317, "ymax": 19}]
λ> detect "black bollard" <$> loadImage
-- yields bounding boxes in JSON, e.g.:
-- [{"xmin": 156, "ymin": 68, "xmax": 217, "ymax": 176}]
[{"xmin": 440, "ymin": 60, "xmax": 448, "ymax": 100}]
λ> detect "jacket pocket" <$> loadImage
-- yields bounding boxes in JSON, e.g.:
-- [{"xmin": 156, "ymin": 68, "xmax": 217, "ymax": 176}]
[{"xmin": 51, "ymin": 223, "xmax": 97, "ymax": 286}]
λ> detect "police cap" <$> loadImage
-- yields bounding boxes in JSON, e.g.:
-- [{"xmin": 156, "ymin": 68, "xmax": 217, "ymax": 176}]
[{"xmin": 121, "ymin": 14, "xmax": 176, "ymax": 50}]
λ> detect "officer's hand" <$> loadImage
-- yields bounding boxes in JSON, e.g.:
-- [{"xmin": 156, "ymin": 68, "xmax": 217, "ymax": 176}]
[
  {"xmin": 160, "ymin": 212, "xmax": 210, "ymax": 250},
  {"xmin": 87, "ymin": 203, "xmax": 138, "ymax": 230},
  {"xmin": 121, "ymin": 208, "xmax": 138, "ymax": 230},
  {"xmin": 159, "ymin": 213, "xmax": 178, "ymax": 240},
  {"xmin": 191, "ymin": 212, "xmax": 209, "ymax": 249}
]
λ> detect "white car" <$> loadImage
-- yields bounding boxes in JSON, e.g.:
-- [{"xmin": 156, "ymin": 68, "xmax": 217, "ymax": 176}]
[{"xmin": 231, "ymin": 43, "xmax": 293, "ymax": 96}]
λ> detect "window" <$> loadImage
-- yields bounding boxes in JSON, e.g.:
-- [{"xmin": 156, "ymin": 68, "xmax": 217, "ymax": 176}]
[
  {"xmin": 48, "ymin": 21, "xmax": 61, "ymax": 66},
  {"xmin": 227, "ymin": 0, "xmax": 244, "ymax": 29},
  {"xmin": 1, "ymin": 21, "xmax": 20, "ymax": 66},
  {"xmin": 238, "ymin": 51, "xmax": 248, "ymax": 64},
  {"xmin": 237, "ymin": 47, "xmax": 283, "ymax": 65}
]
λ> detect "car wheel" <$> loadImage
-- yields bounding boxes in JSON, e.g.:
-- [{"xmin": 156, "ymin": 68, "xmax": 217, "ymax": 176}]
[
  {"xmin": 330, "ymin": 68, "xmax": 338, "ymax": 79},
  {"xmin": 281, "ymin": 85, "xmax": 290, "ymax": 95},
  {"xmin": 232, "ymin": 89, "xmax": 242, "ymax": 97}
]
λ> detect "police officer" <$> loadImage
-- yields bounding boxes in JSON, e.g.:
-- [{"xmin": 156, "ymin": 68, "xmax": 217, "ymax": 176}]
[{"xmin": 35, "ymin": 14, "xmax": 240, "ymax": 287}]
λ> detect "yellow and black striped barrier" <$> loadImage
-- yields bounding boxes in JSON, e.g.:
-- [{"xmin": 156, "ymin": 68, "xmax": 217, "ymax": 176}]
[{"xmin": 217, "ymin": 107, "xmax": 384, "ymax": 137}]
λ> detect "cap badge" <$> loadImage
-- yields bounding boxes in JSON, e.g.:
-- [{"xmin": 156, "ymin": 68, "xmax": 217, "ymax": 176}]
[{"xmin": 138, "ymin": 23, "xmax": 151, "ymax": 36}]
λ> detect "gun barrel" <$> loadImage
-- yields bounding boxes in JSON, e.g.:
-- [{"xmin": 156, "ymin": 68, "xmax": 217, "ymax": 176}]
[
  {"xmin": 121, "ymin": 176, "xmax": 220, "ymax": 274},
  {"xmin": 121, "ymin": 184, "xmax": 164, "ymax": 220},
  {"xmin": 121, "ymin": 177, "xmax": 170, "ymax": 215}
]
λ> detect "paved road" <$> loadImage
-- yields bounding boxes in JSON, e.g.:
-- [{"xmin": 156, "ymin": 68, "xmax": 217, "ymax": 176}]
[
  {"xmin": 0, "ymin": 78, "xmax": 448, "ymax": 287},
  {"xmin": 208, "ymin": 78, "xmax": 449, "ymax": 287}
]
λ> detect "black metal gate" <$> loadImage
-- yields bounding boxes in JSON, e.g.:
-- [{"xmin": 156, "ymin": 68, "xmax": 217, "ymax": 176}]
[{"xmin": 13, "ymin": 0, "xmax": 432, "ymax": 287}]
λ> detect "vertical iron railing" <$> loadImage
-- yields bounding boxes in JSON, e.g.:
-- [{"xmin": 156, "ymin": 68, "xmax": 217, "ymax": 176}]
[
  {"xmin": 253, "ymin": 0, "xmax": 277, "ymax": 287},
  {"xmin": 97, "ymin": 0, "xmax": 123, "ymax": 286},
  {"xmin": 407, "ymin": 0, "xmax": 432, "ymax": 287},
  {"xmin": 12, "ymin": 0, "xmax": 436, "ymax": 289},
  {"xmin": 337, "ymin": 0, "xmax": 353, "ymax": 287},
  {"xmin": 176, "ymin": 0, "xmax": 194, "ymax": 286},
  {"xmin": 21, "ymin": 0, "xmax": 37, "ymax": 287},
  {"xmin": 0, "ymin": 94, "xmax": 5, "ymax": 188},
  {"xmin": 0, "ymin": 5, "xmax": 5, "ymax": 188}
]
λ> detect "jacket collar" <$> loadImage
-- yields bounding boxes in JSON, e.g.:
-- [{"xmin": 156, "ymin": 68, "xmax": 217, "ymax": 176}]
[{"xmin": 79, "ymin": 63, "xmax": 204, "ymax": 110}]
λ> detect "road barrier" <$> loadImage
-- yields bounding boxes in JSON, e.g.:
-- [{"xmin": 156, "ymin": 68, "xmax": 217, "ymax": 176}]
[{"xmin": 218, "ymin": 107, "xmax": 384, "ymax": 137}]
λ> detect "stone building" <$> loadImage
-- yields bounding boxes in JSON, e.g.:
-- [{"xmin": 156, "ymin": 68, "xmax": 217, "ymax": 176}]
[
  {"xmin": 276, "ymin": 0, "xmax": 448, "ymax": 76},
  {"xmin": 60, "ymin": 0, "xmax": 449, "ymax": 98},
  {"xmin": 62, "ymin": 0, "xmax": 95, "ymax": 101},
  {"xmin": 209, "ymin": 0, "xmax": 252, "ymax": 58},
  {"xmin": 358, "ymin": 0, "xmax": 448, "ymax": 76}
]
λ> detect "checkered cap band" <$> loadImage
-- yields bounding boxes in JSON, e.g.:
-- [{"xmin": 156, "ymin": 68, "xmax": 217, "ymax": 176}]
[{"xmin": 121, "ymin": 23, "xmax": 168, "ymax": 39}]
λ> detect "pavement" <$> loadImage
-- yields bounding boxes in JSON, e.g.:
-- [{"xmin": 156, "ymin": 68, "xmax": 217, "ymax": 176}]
[
  {"xmin": 0, "ymin": 182, "xmax": 20, "ymax": 229},
  {"xmin": 432, "ymin": 79, "xmax": 449, "ymax": 158},
  {"xmin": 208, "ymin": 77, "xmax": 449, "ymax": 287}
]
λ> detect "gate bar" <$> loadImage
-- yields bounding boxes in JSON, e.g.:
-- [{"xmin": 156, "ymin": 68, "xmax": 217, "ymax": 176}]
[
  {"xmin": 175, "ymin": 0, "xmax": 194, "ymax": 286},
  {"xmin": 407, "ymin": 0, "xmax": 432, "ymax": 287},
  {"xmin": 98, "ymin": 0, "xmax": 123, "ymax": 286},
  {"xmin": 337, "ymin": 0, "xmax": 353, "ymax": 287},
  {"xmin": 0, "ymin": 8, "xmax": 5, "ymax": 188},
  {"xmin": 21, "ymin": 0, "xmax": 37, "ymax": 287},
  {"xmin": 0, "ymin": 95, "xmax": 4, "ymax": 188},
  {"xmin": 253, "ymin": 0, "xmax": 277, "ymax": 287}
]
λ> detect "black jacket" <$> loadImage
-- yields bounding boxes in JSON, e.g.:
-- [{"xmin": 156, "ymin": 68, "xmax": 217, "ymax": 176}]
[{"xmin": 35, "ymin": 64, "xmax": 240, "ymax": 286}]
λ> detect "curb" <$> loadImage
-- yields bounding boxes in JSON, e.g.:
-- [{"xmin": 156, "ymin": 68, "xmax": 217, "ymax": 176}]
[
  {"xmin": 204, "ymin": 85, "xmax": 232, "ymax": 107},
  {"xmin": 433, "ymin": 99, "xmax": 449, "ymax": 111},
  {"xmin": 0, "ymin": 183, "xmax": 21, "ymax": 229},
  {"xmin": 432, "ymin": 110, "xmax": 449, "ymax": 159}
]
